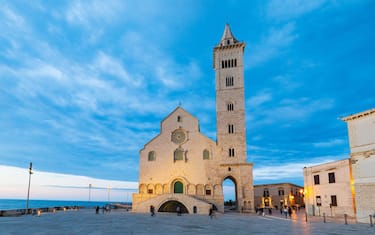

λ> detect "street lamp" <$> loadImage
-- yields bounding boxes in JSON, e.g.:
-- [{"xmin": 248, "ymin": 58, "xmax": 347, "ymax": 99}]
[
  {"xmin": 88, "ymin": 184, "xmax": 92, "ymax": 207},
  {"xmin": 107, "ymin": 186, "xmax": 111, "ymax": 203},
  {"xmin": 26, "ymin": 162, "xmax": 33, "ymax": 214}
]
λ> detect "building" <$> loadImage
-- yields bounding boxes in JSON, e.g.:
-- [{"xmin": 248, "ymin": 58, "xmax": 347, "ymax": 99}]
[
  {"xmin": 342, "ymin": 108, "xmax": 375, "ymax": 223},
  {"xmin": 303, "ymin": 159, "xmax": 356, "ymax": 218},
  {"xmin": 303, "ymin": 107, "xmax": 375, "ymax": 223},
  {"xmin": 132, "ymin": 24, "xmax": 254, "ymax": 215},
  {"xmin": 254, "ymin": 183, "xmax": 304, "ymax": 210}
]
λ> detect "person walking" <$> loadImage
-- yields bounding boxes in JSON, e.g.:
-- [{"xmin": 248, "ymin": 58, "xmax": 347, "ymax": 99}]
[{"xmin": 150, "ymin": 205, "xmax": 155, "ymax": 216}]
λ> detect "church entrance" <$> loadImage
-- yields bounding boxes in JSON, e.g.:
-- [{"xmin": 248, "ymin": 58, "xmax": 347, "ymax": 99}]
[
  {"xmin": 158, "ymin": 200, "xmax": 189, "ymax": 213},
  {"xmin": 223, "ymin": 176, "xmax": 237, "ymax": 212}
]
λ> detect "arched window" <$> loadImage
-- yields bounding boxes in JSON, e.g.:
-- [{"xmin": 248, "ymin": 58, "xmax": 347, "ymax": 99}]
[
  {"xmin": 227, "ymin": 103, "xmax": 234, "ymax": 111},
  {"xmin": 228, "ymin": 124, "xmax": 234, "ymax": 134},
  {"xmin": 148, "ymin": 151, "xmax": 156, "ymax": 161},
  {"xmin": 177, "ymin": 115, "xmax": 182, "ymax": 122},
  {"xmin": 203, "ymin": 149, "xmax": 210, "ymax": 160},
  {"xmin": 174, "ymin": 181, "xmax": 183, "ymax": 193},
  {"xmin": 174, "ymin": 148, "xmax": 184, "ymax": 162},
  {"xmin": 222, "ymin": 60, "xmax": 225, "ymax": 68},
  {"xmin": 234, "ymin": 59, "xmax": 237, "ymax": 67},
  {"xmin": 229, "ymin": 148, "xmax": 235, "ymax": 157}
]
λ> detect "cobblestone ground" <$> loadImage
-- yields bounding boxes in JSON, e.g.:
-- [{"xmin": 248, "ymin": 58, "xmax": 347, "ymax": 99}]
[{"xmin": 0, "ymin": 209, "xmax": 374, "ymax": 235}]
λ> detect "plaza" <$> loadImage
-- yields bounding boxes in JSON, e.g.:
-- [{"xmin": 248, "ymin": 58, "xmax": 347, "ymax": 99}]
[{"xmin": 0, "ymin": 209, "xmax": 374, "ymax": 235}]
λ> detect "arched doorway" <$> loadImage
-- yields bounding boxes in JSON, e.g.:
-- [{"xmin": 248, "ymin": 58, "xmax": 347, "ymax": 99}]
[
  {"xmin": 158, "ymin": 200, "xmax": 189, "ymax": 213},
  {"xmin": 174, "ymin": 181, "xmax": 183, "ymax": 193},
  {"xmin": 223, "ymin": 176, "xmax": 237, "ymax": 212}
]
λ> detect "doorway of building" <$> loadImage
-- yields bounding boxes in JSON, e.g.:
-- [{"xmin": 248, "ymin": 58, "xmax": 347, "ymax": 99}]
[
  {"xmin": 174, "ymin": 181, "xmax": 183, "ymax": 193},
  {"xmin": 223, "ymin": 176, "xmax": 237, "ymax": 212},
  {"xmin": 158, "ymin": 200, "xmax": 189, "ymax": 213}
]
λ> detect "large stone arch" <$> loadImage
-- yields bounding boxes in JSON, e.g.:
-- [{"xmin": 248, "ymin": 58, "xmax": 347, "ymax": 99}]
[
  {"xmin": 222, "ymin": 175, "xmax": 238, "ymax": 211},
  {"xmin": 158, "ymin": 200, "xmax": 189, "ymax": 213}
]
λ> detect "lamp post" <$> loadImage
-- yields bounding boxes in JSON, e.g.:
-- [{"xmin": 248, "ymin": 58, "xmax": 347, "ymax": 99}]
[
  {"xmin": 26, "ymin": 162, "xmax": 33, "ymax": 214},
  {"xmin": 88, "ymin": 184, "xmax": 92, "ymax": 207},
  {"xmin": 107, "ymin": 186, "xmax": 111, "ymax": 203}
]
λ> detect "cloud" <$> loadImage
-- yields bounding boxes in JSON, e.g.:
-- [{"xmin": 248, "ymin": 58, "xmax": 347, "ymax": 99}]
[
  {"xmin": 313, "ymin": 138, "xmax": 345, "ymax": 148},
  {"xmin": 253, "ymin": 157, "xmax": 337, "ymax": 181},
  {"xmin": 0, "ymin": 165, "xmax": 138, "ymax": 201},
  {"xmin": 248, "ymin": 97, "xmax": 335, "ymax": 127},
  {"xmin": 247, "ymin": 91, "xmax": 272, "ymax": 107},
  {"xmin": 248, "ymin": 22, "xmax": 297, "ymax": 68},
  {"xmin": 267, "ymin": 0, "xmax": 327, "ymax": 20}
]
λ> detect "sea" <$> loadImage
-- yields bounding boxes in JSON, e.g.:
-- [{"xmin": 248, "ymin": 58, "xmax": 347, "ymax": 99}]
[{"xmin": 0, "ymin": 199, "xmax": 130, "ymax": 210}]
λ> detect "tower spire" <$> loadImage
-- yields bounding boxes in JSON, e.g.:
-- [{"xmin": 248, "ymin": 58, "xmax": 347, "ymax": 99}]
[{"xmin": 218, "ymin": 23, "xmax": 238, "ymax": 46}]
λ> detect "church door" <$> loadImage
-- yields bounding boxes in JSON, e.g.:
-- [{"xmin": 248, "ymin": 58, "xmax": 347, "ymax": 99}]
[{"xmin": 174, "ymin": 181, "xmax": 183, "ymax": 193}]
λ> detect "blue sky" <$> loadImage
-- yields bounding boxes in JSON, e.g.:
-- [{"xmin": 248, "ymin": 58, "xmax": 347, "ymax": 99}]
[{"xmin": 0, "ymin": 1, "xmax": 374, "ymax": 200}]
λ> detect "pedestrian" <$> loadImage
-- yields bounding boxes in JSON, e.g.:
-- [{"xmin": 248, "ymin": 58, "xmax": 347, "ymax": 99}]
[
  {"xmin": 150, "ymin": 205, "xmax": 155, "ymax": 216},
  {"xmin": 209, "ymin": 208, "xmax": 213, "ymax": 219},
  {"xmin": 95, "ymin": 206, "xmax": 99, "ymax": 214},
  {"xmin": 288, "ymin": 207, "xmax": 292, "ymax": 218},
  {"xmin": 176, "ymin": 206, "xmax": 181, "ymax": 216},
  {"xmin": 268, "ymin": 208, "xmax": 272, "ymax": 215},
  {"xmin": 283, "ymin": 206, "xmax": 288, "ymax": 218}
]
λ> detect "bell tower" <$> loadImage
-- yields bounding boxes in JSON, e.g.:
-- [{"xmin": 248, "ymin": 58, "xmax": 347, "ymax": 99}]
[{"xmin": 214, "ymin": 24, "xmax": 247, "ymax": 164}]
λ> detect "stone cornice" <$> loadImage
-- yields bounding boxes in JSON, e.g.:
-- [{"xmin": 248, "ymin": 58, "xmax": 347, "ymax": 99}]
[
  {"xmin": 341, "ymin": 108, "xmax": 375, "ymax": 121},
  {"xmin": 351, "ymin": 149, "xmax": 375, "ymax": 158}
]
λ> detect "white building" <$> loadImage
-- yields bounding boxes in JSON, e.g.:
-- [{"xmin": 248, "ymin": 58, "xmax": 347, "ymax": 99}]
[
  {"xmin": 342, "ymin": 108, "xmax": 375, "ymax": 223},
  {"xmin": 303, "ymin": 159, "xmax": 356, "ymax": 218},
  {"xmin": 132, "ymin": 24, "xmax": 254, "ymax": 215},
  {"xmin": 303, "ymin": 108, "xmax": 375, "ymax": 223}
]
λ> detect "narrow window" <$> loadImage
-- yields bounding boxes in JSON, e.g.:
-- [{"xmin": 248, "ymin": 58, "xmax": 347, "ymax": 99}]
[
  {"xmin": 278, "ymin": 189, "xmax": 284, "ymax": 196},
  {"xmin": 328, "ymin": 172, "xmax": 335, "ymax": 183},
  {"xmin": 234, "ymin": 59, "xmax": 237, "ymax": 67},
  {"xmin": 222, "ymin": 61, "xmax": 224, "ymax": 68},
  {"xmin": 203, "ymin": 149, "xmax": 210, "ymax": 160},
  {"xmin": 225, "ymin": 60, "xmax": 227, "ymax": 68},
  {"xmin": 228, "ymin": 124, "xmax": 234, "ymax": 134},
  {"xmin": 314, "ymin": 175, "xmax": 320, "ymax": 185},
  {"xmin": 177, "ymin": 116, "xmax": 181, "ymax": 122},
  {"xmin": 316, "ymin": 196, "xmax": 322, "ymax": 206},
  {"xmin": 231, "ymin": 59, "xmax": 234, "ymax": 67},
  {"xmin": 174, "ymin": 148, "xmax": 184, "ymax": 161},
  {"xmin": 331, "ymin": 195, "xmax": 337, "ymax": 207},
  {"xmin": 148, "ymin": 151, "xmax": 156, "ymax": 161},
  {"xmin": 263, "ymin": 189, "xmax": 270, "ymax": 197},
  {"xmin": 229, "ymin": 148, "xmax": 235, "ymax": 157}
]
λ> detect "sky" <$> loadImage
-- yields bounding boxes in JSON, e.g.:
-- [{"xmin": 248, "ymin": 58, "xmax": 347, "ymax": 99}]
[{"xmin": 0, "ymin": 0, "xmax": 374, "ymax": 202}]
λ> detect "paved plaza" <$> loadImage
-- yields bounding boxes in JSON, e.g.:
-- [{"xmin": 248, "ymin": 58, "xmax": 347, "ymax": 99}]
[{"xmin": 0, "ymin": 209, "xmax": 374, "ymax": 235}]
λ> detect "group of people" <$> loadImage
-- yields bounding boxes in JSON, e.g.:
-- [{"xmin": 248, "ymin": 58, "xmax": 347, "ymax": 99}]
[
  {"xmin": 281, "ymin": 206, "xmax": 293, "ymax": 218},
  {"xmin": 95, "ymin": 205, "xmax": 111, "ymax": 214}
]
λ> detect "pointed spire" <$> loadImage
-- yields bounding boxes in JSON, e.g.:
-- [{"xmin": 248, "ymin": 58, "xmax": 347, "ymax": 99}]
[{"xmin": 219, "ymin": 23, "xmax": 238, "ymax": 46}]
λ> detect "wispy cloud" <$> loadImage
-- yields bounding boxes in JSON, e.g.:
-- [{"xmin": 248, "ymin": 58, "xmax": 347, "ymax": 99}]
[
  {"xmin": 267, "ymin": 0, "xmax": 327, "ymax": 20},
  {"xmin": 313, "ymin": 138, "xmax": 345, "ymax": 148},
  {"xmin": 248, "ymin": 22, "xmax": 297, "ymax": 68}
]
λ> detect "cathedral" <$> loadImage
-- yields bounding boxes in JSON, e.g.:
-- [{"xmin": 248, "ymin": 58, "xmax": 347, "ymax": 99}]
[{"xmin": 132, "ymin": 24, "xmax": 254, "ymax": 214}]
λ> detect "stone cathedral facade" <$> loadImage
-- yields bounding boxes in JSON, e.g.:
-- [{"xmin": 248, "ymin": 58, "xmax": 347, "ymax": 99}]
[{"xmin": 132, "ymin": 25, "xmax": 254, "ymax": 214}]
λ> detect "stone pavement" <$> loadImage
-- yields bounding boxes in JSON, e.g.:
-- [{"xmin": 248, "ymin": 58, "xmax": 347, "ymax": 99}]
[{"xmin": 0, "ymin": 209, "xmax": 374, "ymax": 235}]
